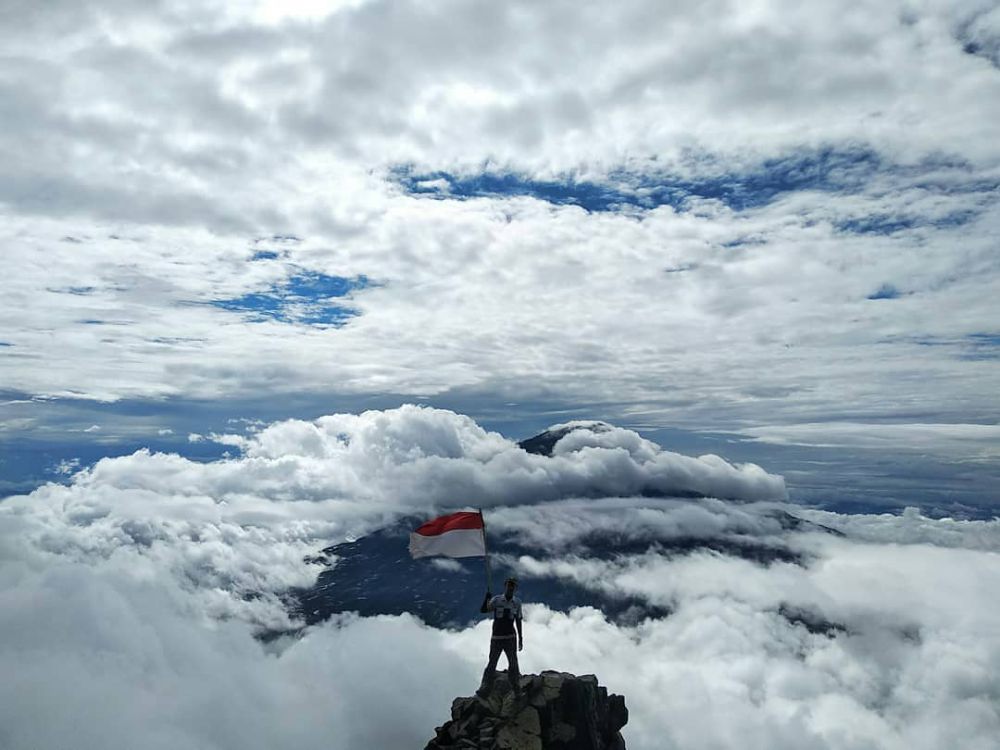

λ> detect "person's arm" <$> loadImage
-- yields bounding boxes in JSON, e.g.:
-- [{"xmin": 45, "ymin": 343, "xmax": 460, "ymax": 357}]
[
  {"xmin": 480, "ymin": 591, "xmax": 493, "ymax": 613},
  {"xmin": 516, "ymin": 602, "xmax": 523, "ymax": 650}
]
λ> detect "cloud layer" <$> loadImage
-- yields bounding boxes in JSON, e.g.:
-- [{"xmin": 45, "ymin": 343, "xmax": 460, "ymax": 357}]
[{"xmin": 2, "ymin": 407, "xmax": 998, "ymax": 749}]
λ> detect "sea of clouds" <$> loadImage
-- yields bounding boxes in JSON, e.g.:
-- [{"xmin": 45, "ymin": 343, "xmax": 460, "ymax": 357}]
[
  {"xmin": 2, "ymin": 406, "xmax": 998, "ymax": 750},
  {"xmin": 3, "ymin": 2, "xmax": 998, "ymax": 746}
]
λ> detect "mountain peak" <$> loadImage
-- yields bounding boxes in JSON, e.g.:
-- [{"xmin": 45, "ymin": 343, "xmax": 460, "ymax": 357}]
[
  {"xmin": 517, "ymin": 421, "xmax": 615, "ymax": 456},
  {"xmin": 425, "ymin": 671, "xmax": 628, "ymax": 750}
]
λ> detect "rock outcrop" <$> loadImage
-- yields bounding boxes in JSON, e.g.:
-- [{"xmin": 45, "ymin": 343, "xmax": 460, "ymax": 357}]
[{"xmin": 425, "ymin": 671, "xmax": 628, "ymax": 750}]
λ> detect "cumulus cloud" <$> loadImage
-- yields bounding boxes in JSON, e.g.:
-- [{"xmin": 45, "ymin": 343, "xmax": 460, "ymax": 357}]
[
  {"xmin": 2, "ymin": 407, "xmax": 999, "ymax": 749},
  {"xmin": 0, "ymin": 407, "xmax": 783, "ymax": 632},
  {"xmin": 204, "ymin": 406, "xmax": 786, "ymax": 503}
]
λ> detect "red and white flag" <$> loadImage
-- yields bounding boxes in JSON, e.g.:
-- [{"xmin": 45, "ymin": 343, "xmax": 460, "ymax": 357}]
[{"xmin": 409, "ymin": 511, "xmax": 487, "ymax": 559}]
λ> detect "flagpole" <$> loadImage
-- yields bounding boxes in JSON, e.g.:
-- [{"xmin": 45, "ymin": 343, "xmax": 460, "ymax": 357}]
[{"xmin": 478, "ymin": 508, "xmax": 494, "ymax": 593}]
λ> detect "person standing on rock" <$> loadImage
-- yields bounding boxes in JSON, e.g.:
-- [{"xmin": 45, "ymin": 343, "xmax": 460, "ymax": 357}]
[{"xmin": 477, "ymin": 576, "xmax": 523, "ymax": 698}]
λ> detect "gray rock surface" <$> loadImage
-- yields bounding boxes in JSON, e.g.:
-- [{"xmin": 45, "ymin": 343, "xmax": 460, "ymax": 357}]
[{"xmin": 425, "ymin": 671, "xmax": 627, "ymax": 750}]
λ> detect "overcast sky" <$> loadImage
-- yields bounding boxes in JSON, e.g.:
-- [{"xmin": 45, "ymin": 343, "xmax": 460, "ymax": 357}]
[
  {"xmin": 2, "ymin": 0, "xmax": 998, "ymax": 486},
  {"xmin": 1, "ymin": 2, "xmax": 999, "ymax": 748}
]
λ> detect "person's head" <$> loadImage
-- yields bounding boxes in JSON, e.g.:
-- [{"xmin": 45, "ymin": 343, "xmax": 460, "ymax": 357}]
[{"xmin": 504, "ymin": 576, "xmax": 518, "ymax": 597}]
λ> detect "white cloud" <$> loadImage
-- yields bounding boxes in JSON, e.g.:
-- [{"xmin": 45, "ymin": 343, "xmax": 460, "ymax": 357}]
[
  {"xmin": 797, "ymin": 505, "xmax": 1000, "ymax": 550},
  {"xmin": 216, "ymin": 405, "xmax": 787, "ymax": 503},
  {"xmin": 1, "ymin": 407, "xmax": 998, "ymax": 749},
  {"xmin": 740, "ymin": 422, "xmax": 1000, "ymax": 459},
  {"xmin": 3, "ymin": 189, "xmax": 997, "ymax": 438},
  {"xmin": 246, "ymin": 0, "xmax": 372, "ymax": 25},
  {"xmin": 429, "ymin": 557, "xmax": 465, "ymax": 572},
  {"xmin": 0, "ymin": 408, "xmax": 781, "ymax": 624},
  {"xmin": 50, "ymin": 457, "xmax": 82, "ymax": 476},
  {"xmin": 0, "ymin": 0, "xmax": 997, "ymax": 447}
]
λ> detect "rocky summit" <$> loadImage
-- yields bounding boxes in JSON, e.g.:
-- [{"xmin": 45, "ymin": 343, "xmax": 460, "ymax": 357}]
[{"xmin": 425, "ymin": 671, "xmax": 628, "ymax": 750}]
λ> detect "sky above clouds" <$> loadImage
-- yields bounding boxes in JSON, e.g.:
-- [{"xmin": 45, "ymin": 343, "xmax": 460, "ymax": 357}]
[{"xmin": 1, "ymin": 2, "xmax": 999, "ymax": 748}]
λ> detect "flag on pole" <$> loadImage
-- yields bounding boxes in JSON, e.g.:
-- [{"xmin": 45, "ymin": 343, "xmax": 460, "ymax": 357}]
[{"xmin": 409, "ymin": 511, "xmax": 487, "ymax": 559}]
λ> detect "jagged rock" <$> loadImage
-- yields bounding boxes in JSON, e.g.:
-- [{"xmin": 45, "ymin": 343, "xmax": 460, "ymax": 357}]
[{"xmin": 425, "ymin": 671, "xmax": 627, "ymax": 750}]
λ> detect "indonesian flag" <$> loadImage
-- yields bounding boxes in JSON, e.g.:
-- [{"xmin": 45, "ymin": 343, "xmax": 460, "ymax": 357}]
[{"xmin": 409, "ymin": 511, "xmax": 487, "ymax": 559}]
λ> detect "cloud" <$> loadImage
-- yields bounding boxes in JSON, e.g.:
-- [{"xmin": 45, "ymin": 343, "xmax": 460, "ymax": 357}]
[
  {"xmin": 0, "ymin": 408, "xmax": 780, "ymax": 626},
  {"xmin": 0, "ymin": 554, "xmax": 474, "ymax": 750},
  {"xmin": 957, "ymin": 5, "xmax": 1000, "ymax": 68},
  {"xmin": 796, "ymin": 505, "xmax": 1000, "ymax": 550},
  {"xmin": 218, "ymin": 406, "xmax": 787, "ymax": 503},
  {"xmin": 49, "ymin": 457, "xmax": 82, "ymax": 476},
  {"xmin": 5, "ymin": 0, "xmax": 1000, "ymax": 189},
  {"xmin": 4, "ymin": 180, "xmax": 998, "ymax": 431},
  {"xmin": 739, "ymin": 422, "xmax": 1000, "ymax": 460},
  {"xmin": 1, "ymin": 407, "xmax": 999, "ymax": 749},
  {"xmin": 0, "ymin": 0, "xmax": 998, "ymax": 441}
]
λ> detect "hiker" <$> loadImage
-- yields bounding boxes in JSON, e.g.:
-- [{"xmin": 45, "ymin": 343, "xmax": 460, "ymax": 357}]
[{"xmin": 477, "ymin": 576, "xmax": 523, "ymax": 697}]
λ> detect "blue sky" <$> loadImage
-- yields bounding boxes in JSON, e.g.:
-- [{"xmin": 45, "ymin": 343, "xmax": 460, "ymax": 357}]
[
  {"xmin": 209, "ymin": 269, "xmax": 371, "ymax": 325},
  {"xmin": 394, "ymin": 146, "xmax": 954, "ymax": 214}
]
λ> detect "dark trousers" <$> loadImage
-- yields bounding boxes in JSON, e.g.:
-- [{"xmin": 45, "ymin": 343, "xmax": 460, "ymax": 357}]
[{"xmin": 480, "ymin": 637, "xmax": 519, "ymax": 693}]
